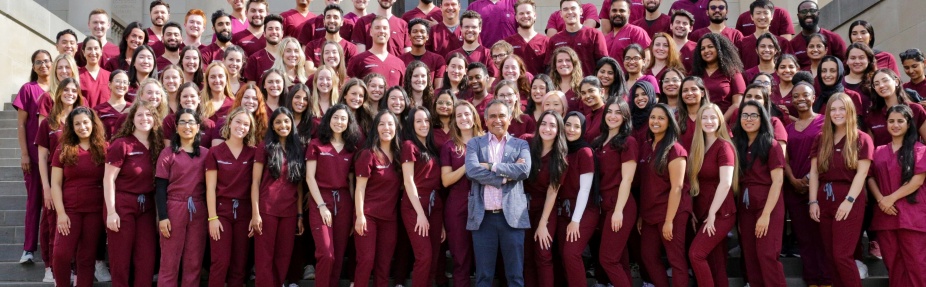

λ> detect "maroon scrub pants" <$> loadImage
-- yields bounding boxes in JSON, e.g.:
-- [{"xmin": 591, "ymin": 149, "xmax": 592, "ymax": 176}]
[
  {"xmin": 107, "ymin": 192, "xmax": 157, "ymax": 287},
  {"xmin": 254, "ymin": 213, "xmax": 297, "ymax": 287},
  {"xmin": 640, "ymin": 213, "xmax": 689, "ymax": 287},
  {"xmin": 158, "ymin": 198, "xmax": 207, "ymax": 287},
  {"xmin": 400, "ymin": 192, "xmax": 445, "ymax": 287},
  {"xmin": 353, "ymin": 216, "xmax": 397, "ymax": 287},
  {"xmin": 310, "ymin": 190, "xmax": 354, "ymax": 287},
  {"xmin": 52, "ymin": 211, "xmax": 103, "ymax": 287}
]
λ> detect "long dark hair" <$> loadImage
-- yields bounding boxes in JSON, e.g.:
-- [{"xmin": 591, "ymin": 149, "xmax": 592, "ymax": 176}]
[
  {"xmin": 402, "ymin": 106, "xmax": 438, "ymax": 161},
  {"xmin": 363, "ymin": 109, "xmax": 402, "ymax": 170},
  {"xmin": 677, "ymin": 76, "xmax": 711, "ymax": 134},
  {"xmin": 317, "ymin": 104, "xmax": 360, "ymax": 153},
  {"xmin": 595, "ymin": 57, "xmax": 627, "ymax": 99},
  {"xmin": 264, "ymin": 107, "xmax": 305, "ymax": 183},
  {"xmin": 744, "ymin": 82, "xmax": 785, "ymax": 119},
  {"xmin": 692, "ymin": 33, "xmax": 744, "ymax": 79},
  {"xmin": 591, "ymin": 96, "xmax": 632, "ymax": 151},
  {"xmin": 845, "ymin": 43, "xmax": 877, "ymax": 96},
  {"xmin": 128, "ymin": 45, "xmax": 158, "ymax": 87},
  {"xmin": 169, "ymin": 108, "xmax": 203, "ymax": 156},
  {"xmin": 886, "ymin": 105, "xmax": 920, "ymax": 203},
  {"xmin": 283, "ymin": 83, "xmax": 317, "ymax": 144},
  {"xmin": 870, "ymin": 69, "xmax": 913, "ymax": 112},
  {"xmin": 564, "ymin": 111, "xmax": 600, "ymax": 206},
  {"xmin": 404, "ymin": 61, "xmax": 434, "ymax": 108},
  {"xmin": 179, "ymin": 45, "xmax": 205, "ymax": 85},
  {"xmin": 648, "ymin": 103, "xmax": 680, "ymax": 175},
  {"xmin": 658, "ymin": 67, "xmax": 686, "ymax": 104},
  {"xmin": 526, "ymin": 74, "xmax": 554, "ymax": 116},
  {"xmin": 756, "ymin": 32, "xmax": 782, "ymax": 63},
  {"xmin": 381, "ymin": 86, "xmax": 411, "ymax": 123},
  {"xmin": 58, "ymin": 107, "xmax": 108, "ymax": 166},
  {"xmin": 117, "ymin": 22, "xmax": 149, "ymax": 70},
  {"xmin": 732, "ymin": 100, "xmax": 774, "ymax": 173},
  {"xmin": 848, "ymin": 20, "xmax": 876, "ymax": 48},
  {"xmin": 442, "ymin": 53, "xmax": 469, "ymax": 92},
  {"xmin": 30, "ymin": 49, "xmax": 53, "ymax": 82},
  {"xmin": 528, "ymin": 110, "xmax": 568, "ymax": 188},
  {"xmin": 340, "ymin": 78, "xmax": 374, "ymax": 132}
]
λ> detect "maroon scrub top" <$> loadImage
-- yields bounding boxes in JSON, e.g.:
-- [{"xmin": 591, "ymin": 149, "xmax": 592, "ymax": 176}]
[
  {"xmin": 155, "ymin": 146, "xmax": 209, "ymax": 198},
  {"xmin": 355, "ymin": 148, "xmax": 402, "ymax": 221},
  {"xmin": 305, "ymin": 38, "xmax": 359, "ymax": 68},
  {"xmin": 559, "ymin": 147, "xmax": 595, "ymax": 200},
  {"xmin": 346, "ymin": 51, "xmax": 407, "ymax": 88},
  {"xmin": 467, "ymin": 0, "xmax": 517, "ymax": 46},
  {"xmin": 700, "ymin": 70, "xmax": 746, "ymax": 113},
  {"xmin": 785, "ymin": 114, "xmax": 824, "ymax": 178},
  {"xmin": 401, "ymin": 140, "xmax": 443, "ymax": 193},
  {"xmin": 280, "ymin": 9, "xmax": 315, "ymax": 39},
  {"xmin": 689, "ymin": 27, "xmax": 745, "ymax": 47},
  {"xmin": 545, "ymin": 3, "xmax": 599, "ymax": 34},
  {"xmin": 692, "ymin": 139, "xmax": 736, "ymax": 220},
  {"xmin": 869, "ymin": 142, "xmax": 926, "ymax": 232},
  {"xmin": 254, "ymin": 144, "xmax": 301, "ymax": 217},
  {"xmin": 401, "ymin": 7, "xmax": 443, "ymax": 24},
  {"xmin": 242, "ymin": 49, "xmax": 276, "ymax": 83},
  {"xmin": 106, "ymin": 135, "xmax": 156, "ymax": 194},
  {"xmin": 865, "ymin": 103, "xmax": 926, "ymax": 147},
  {"xmin": 810, "ymin": 130, "xmax": 874, "ymax": 186},
  {"xmin": 298, "ymin": 16, "xmax": 356, "ymax": 45},
  {"xmin": 94, "ymin": 101, "xmax": 132, "ymax": 140},
  {"xmin": 503, "ymin": 33, "xmax": 550, "ymax": 77},
  {"xmin": 231, "ymin": 29, "xmax": 266, "ymax": 57},
  {"xmin": 427, "ymin": 22, "xmax": 466, "ymax": 57},
  {"xmin": 51, "ymin": 147, "xmax": 106, "ymax": 212},
  {"xmin": 790, "ymin": 29, "xmax": 847, "ymax": 68},
  {"xmin": 306, "ymin": 138, "xmax": 354, "ymax": 191},
  {"xmin": 162, "ymin": 115, "xmax": 217, "ymax": 148},
  {"xmin": 738, "ymin": 33, "xmax": 793, "ymax": 70},
  {"xmin": 449, "ymin": 46, "xmax": 499, "ymax": 78},
  {"xmin": 738, "ymin": 140, "xmax": 785, "ymax": 210},
  {"xmin": 507, "ymin": 114, "xmax": 536, "ymax": 139},
  {"xmin": 637, "ymin": 139, "xmax": 690, "ymax": 224},
  {"xmin": 350, "ymin": 14, "xmax": 410, "ymax": 57},
  {"xmin": 734, "ymin": 7, "xmax": 795, "ymax": 37},
  {"xmin": 204, "ymin": 142, "xmax": 256, "ymax": 200},
  {"xmin": 35, "ymin": 119, "xmax": 62, "ymax": 163},
  {"xmin": 600, "ymin": 0, "xmax": 646, "ymax": 26},
  {"xmin": 597, "ymin": 136, "xmax": 638, "ymax": 211},
  {"xmin": 79, "ymin": 67, "xmax": 112, "ymax": 108},
  {"xmin": 631, "ymin": 14, "xmax": 672, "ymax": 39},
  {"xmin": 440, "ymin": 141, "xmax": 471, "ymax": 199},
  {"xmin": 400, "ymin": 51, "xmax": 447, "ymax": 81}
]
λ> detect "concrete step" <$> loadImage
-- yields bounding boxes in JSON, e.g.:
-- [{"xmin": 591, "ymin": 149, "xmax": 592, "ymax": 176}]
[
  {"xmin": 0, "ymin": 182, "xmax": 25, "ymax": 196},
  {"xmin": 0, "ymin": 119, "xmax": 17, "ymax": 129},
  {"xmin": 0, "ymin": 261, "xmax": 46, "ymax": 282},
  {"xmin": 0, "ymin": 167, "xmax": 23, "ymax": 181},
  {"xmin": 0, "ymin": 111, "xmax": 18, "ymax": 119},
  {"xmin": 0, "ymin": 150, "xmax": 21, "ymax": 161},
  {"xmin": 0, "ymin": 244, "xmax": 42, "ymax": 263},
  {"xmin": 0, "ymin": 139, "xmax": 19, "ymax": 147},
  {"xmin": 0, "ymin": 129, "xmax": 17, "ymax": 139},
  {"xmin": 0, "ymin": 210, "xmax": 27, "ymax": 226},
  {"xmin": 3, "ymin": 103, "xmax": 13, "ymax": 112},
  {"xmin": 0, "ymin": 226, "xmax": 25, "ymax": 244},
  {"xmin": 0, "ymin": 196, "xmax": 27, "ymax": 212},
  {"xmin": 724, "ymin": 256, "xmax": 887, "ymax": 277},
  {"xmin": 0, "ymin": 158, "xmax": 20, "ymax": 167}
]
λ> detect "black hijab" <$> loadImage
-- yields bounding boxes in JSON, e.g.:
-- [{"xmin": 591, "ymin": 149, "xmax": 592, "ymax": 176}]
[
  {"xmin": 814, "ymin": 55, "xmax": 845, "ymax": 113},
  {"xmin": 564, "ymin": 111, "xmax": 591, "ymax": 154},
  {"xmin": 630, "ymin": 81, "xmax": 657, "ymax": 131}
]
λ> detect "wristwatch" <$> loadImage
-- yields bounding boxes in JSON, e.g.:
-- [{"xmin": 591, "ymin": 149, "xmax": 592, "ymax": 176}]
[{"xmin": 846, "ymin": 196, "xmax": 856, "ymax": 203}]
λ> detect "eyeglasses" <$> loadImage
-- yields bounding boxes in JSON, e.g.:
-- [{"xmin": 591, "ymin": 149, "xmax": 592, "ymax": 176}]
[
  {"xmin": 798, "ymin": 8, "xmax": 819, "ymax": 15},
  {"xmin": 33, "ymin": 60, "xmax": 51, "ymax": 66},
  {"xmin": 754, "ymin": 80, "xmax": 772, "ymax": 86},
  {"xmin": 177, "ymin": 120, "xmax": 198, "ymax": 126},
  {"xmin": 624, "ymin": 56, "xmax": 644, "ymax": 62},
  {"xmin": 709, "ymin": 5, "xmax": 726, "ymax": 11},
  {"xmin": 741, "ymin": 113, "xmax": 760, "ymax": 120},
  {"xmin": 491, "ymin": 53, "xmax": 508, "ymax": 59}
]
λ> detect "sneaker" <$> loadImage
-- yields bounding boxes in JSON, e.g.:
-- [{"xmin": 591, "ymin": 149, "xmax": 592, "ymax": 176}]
[
  {"xmin": 642, "ymin": 282, "xmax": 655, "ymax": 287},
  {"xmin": 153, "ymin": 274, "xmax": 158, "ymax": 282},
  {"xmin": 287, "ymin": 283, "xmax": 300, "ymax": 287},
  {"xmin": 302, "ymin": 265, "xmax": 316, "ymax": 280},
  {"xmin": 445, "ymin": 272, "xmax": 452, "ymax": 278},
  {"xmin": 70, "ymin": 270, "xmax": 76, "ymax": 285},
  {"xmin": 42, "ymin": 267, "xmax": 54, "ymax": 282},
  {"xmin": 855, "ymin": 260, "xmax": 869, "ymax": 279},
  {"xmin": 869, "ymin": 241, "xmax": 883, "ymax": 259},
  {"xmin": 666, "ymin": 268, "xmax": 672, "ymax": 278},
  {"xmin": 19, "ymin": 251, "xmax": 34, "ymax": 264},
  {"xmin": 94, "ymin": 261, "xmax": 112, "ymax": 282}
]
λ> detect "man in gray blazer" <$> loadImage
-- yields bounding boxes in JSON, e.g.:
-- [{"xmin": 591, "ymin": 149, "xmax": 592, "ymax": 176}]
[{"xmin": 465, "ymin": 100, "xmax": 532, "ymax": 287}]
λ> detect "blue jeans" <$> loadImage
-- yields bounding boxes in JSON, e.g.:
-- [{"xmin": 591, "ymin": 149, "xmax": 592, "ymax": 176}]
[{"xmin": 472, "ymin": 211, "xmax": 525, "ymax": 287}]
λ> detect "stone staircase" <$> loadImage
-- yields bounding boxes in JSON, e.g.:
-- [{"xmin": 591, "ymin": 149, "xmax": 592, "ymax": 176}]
[{"xmin": 0, "ymin": 101, "xmax": 891, "ymax": 286}]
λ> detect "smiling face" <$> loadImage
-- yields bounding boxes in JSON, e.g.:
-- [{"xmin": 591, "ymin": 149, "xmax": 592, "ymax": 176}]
[
  {"xmin": 324, "ymin": 9, "xmax": 343, "ymax": 34},
  {"xmin": 846, "ymin": 48, "xmax": 869, "ymax": 75},
  {"xmin": 150, "ymin": 4, "xmax": 169, "ymax": 27},
  {"xmin": 904, "ymin": 59, "xmax": 925, "ymax": 81},
  {"xmin": 387, "ymin": 90, "xmax": 406, "ymax": 114},
  {"xmin": 110, "ymin": 73, "xmax": 129, "ymax": 96},
  {"xmin": 887, "ymin": 111, "xmax": 909, "ymax": 138},
  {"xmin": 467, "ymin": 68, "xmax": 487, "ymax": 94},
  {"xmin": 560, "ymin": 0, "xmax": 582, "ymax": 26},
  {"xmin": 633, "ymin": 87, "xmax": 650, "ymax": 109},
  {"xmin": 531, "ymin": 79, "xmax": 548, "ymax": 104},
  {"xmin": 610, "ymin": 0, "xmax": 630, "ymax": 29},
  {"xmin": 247, "ymin": 3, "xmax": 267, "ymax": 27},
  {"xmin": 829, "ymin": 98, "xmax": 848, "ymax": 126},
  {"xmin": 515, "ymin": 2, "xmax": 535, "ymax": 29},
  {"xmin": 283, "ymin": 42, "xmax": 301, "ymax": 68},
  {"xmin": 377, "ymin": 112, "xmax": 396, "ymax": 142},
  {"xmin": 265, "ymin": 21, "xmax": 283, "ymax": 45},
  {"xmin": 182, "ymin": 50, "xmax": 201, "ymax": 74},
  {"xmin": 241, "ymin": 88, "xmax": 260, "ymax": 113},
  {"xmin": 454, "ymin": 104, "xmax": 475, "ymax": 130},
  {"xmin": 662, "ymin": 71, "xmax": 682, "ymax": 96},
  {"xmin": 179, "ymin": 86, "xmax": 200, "ymax": 109},
  {"xmin": 316, "ymin": 69, "xmax": 333, "ymax": 93},
  {"xmin": 777, "ymin": 58, "xmax": 798, "ymax": 82},
  {"xmin": 797, "ymin": 1, "xmax": 819, "ymax": 30},
  {"xmin": 648, "ymin": 107, "xmax": 668, "ymax": 136},
  {"xmin": 791, "ymin": 84, "xmax": 814, "ymax": 112},
  {"xmin": 55, "ymin": 59, "xmax": 73, "ymax": 81},
  {"xmin": 72, "ymin": 113, "xmax": 93, "ymax": 139},
  {"xmin": 707, "ymin": 0, "xmax": 727, "ymax": 24},
  {"xmin": 57, "ymin": 34, "xmax": 78, "ymax": 57},
  {"xmin": 447, "ymin": 58, "xmax": 466, "ymax": 83},
  {"xmin": 410, "ymin": 23, "xmax": 428, "ymax": 47},
  {"xmin": 555, "ymin": 52, "xmax": 574, "ymax": 76},
  {"xmin": 59, "ymin": 83, "xmax": 80, "ymax": 106},
  {"xmin": 88, "ymin": 14, "xmax": 110, "ymax": 39},
  {"xmin": 670, "ymin": 15, "xmax": 692, "ymax": 39},
  {"xmin": 699, "ymin": 38, "xmax": 718, "ymax": 63},
  {"xmin": 604, "ymin": 103, "xmax": 624, "ymax": 130},
  {"xmin": 623, "ymin": 49, "xmax": 644, "ymax": 74},
  {"xmin": 461, "ymin": 18, "xmax": 481, "ymax": 44},
  {"xmin": 542, "ymin": 93, "xmax": 565, "ymax": 116},
  {"xmin": 371, "ymin": 18, "xmax": 391, "ymax": 45},
  {"xmin": 208, "ymin": 66, "xmax": 228, "ymax": 92},
  {"xmin": 344, "ymin": 85, "xmax": 365, "ymax": 109},
  {"xmin": 134, "ymin": 49, "xmax": 155, "ymax": 74},
  {"xmin": 756, "ymin": 37, "xmax": 778, "ymax": 62},
  {"xmin": 502, "ymin": 58, "xmax": 521, "ymax": 81},
  {"xmin": 485, "ymin": 103, "xmax": 511, "ymax": 137},
  {"xmin": 141, "ymin": 83, "xmax": 163, "ymax": 105},
  {"xmin": 538, "ymin": 114, "xmax": 559, "ymax": 141},
  {"xmin": 223, "ymin": 51, "xmax": 244, "ymax": 76},
  {"xmin": 413, "ymin": 110, "xmax": 430, "ymax": 139},
  {"xmin": 744, "ymin": 88, "xmax": 767, "ymax": 107},
  {"xmin": 291, "ymin": 90, "xmax": 309, "ymax": 113},
  {"xmin": 161, "ymin": 69, "xmax": 182, "ymax": 93},
  {"xmin": 751, "ymin": 6, "xmax": 772, "ymax": 29},
  {"xmin": 872, "ymin": 72, "xmax": 898, "ymax": 98},
  {"xmin": 125, "ymin": 28, "xmax": 145, "ymax": 51},
  {"xmin": 597, "ymin": 64, "xmax": 615, "ymax": 87},
  {"xmin": 411, "ymin": 67, "xmax": 429, "ymax": 92},
  {"xmin": 495, "ymin": 85, "xmax": 519, "ymax": 108},
  {"xmin": 681, "ymin": 80, "xmax": 703, "ymax": 106},
  {"xmin": 700, "ymin": 108, "xmax": 719, "ymax": 134},
  {"xmin": 330, "ymin": 109, "xmax": 350, "ymax": 134},
  {"xmin": 134, "ymin": 106, "xmax": 155, "ymax": 132},
  {"xmin": 185, "ymin": 15, "xmax": 205, "ymax": 38},
  {"xmin": 229, "ymin": 112, "xmax": 251, "ymax": 139},
  {"xmin": 820, "ymin": 60, "xmax": 839, "ymax": 86},
  {"xmin": 652, "ymin": 37, "xmax": 670, "ymax": 61},
  {"xmin": 367, "ymin": 78, "xmax": 386, "ymax": 101},
  {"xmin": 272, "ymin": 113, "xmax": 292, "ymax": 137},
  {"xmin": 739, "ymin": 105, "xmax": 760, "ymax": 134},
  {"xmin": 435, "ymin": 93, "xmax": 453, "ymax": 117},
  {"xmin": 83, "ymin": 39, "xmax": 102, "ymax": 65},
  {"xmin": 176, "ymin": 113, "xmax": 200, "ymax": 141},
  {"xmin": 579, "ymin": 83, "xmax": 603, "ymax": 109},
  {"xmin": 564, "ymin": 115, "xmax": 582, "ymax": 141},
  {"xmin": 322, "ymin": 43, "xmax": 341, "ymax": 67}
]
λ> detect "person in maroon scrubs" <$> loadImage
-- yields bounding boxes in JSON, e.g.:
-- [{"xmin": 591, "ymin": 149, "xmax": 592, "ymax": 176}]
[
  {"xmin": 306, "ymin": 104, "xmax": 361, "ymax": 287},
  {"xmin": 901, "ymin": 49, "xmax": 926, "ymax": 98},
  {"xmin": 285, "ymin": 83, "xmax": 321, "ymax": 140},
  {"xmin": 692, "ymin": 33, "xmax": 745, "ymax": 121},
  {"xmin": 814, "ymin": 56, "xmax": 863, "ymax": 115},
  {"xmin": 520, "ymin": 110, "xmax": 566, "ymax": 287},
  {"xmin": 381, "ymin": 87, "xmax": 411, "ymax": 127},
  {"xmin": 429, "ymin": 90, "xmax": 456, "ymax": 147},
  {"xmin": 591, "ymin": 97, "xmax": 638, "ymax": 286},
  {"xmin": 847, "ymin": 20, "xmax": 900, "ymax": 75},
  {"xmin": 687, "ymin": 103, "xmax": 735, "ymax": 287},
  {"xmin": 339, "ymin": 79, "xmax": 374, "ymax": 133},
  {"xmin": 576, "ymin": 77, "xmax": 605, "ymax": 142},
  {"xmin": 49, "ymin": 107, "xmax": 107, "ymax": 287},
  {"xmin": 740, "ymin": 83, "xmax": 790, "ymax": 150},
  {"xmin": 398, "ymin": 106, "xmax": 444, "ymax": 287},
  {"xmin": 250, "ymin": 107, "xmax": 306, "ymax": 287},
  {"xmin": 596, "ymin": 57, "xmax": 628, "ymax": 100},
  {"xmin": 104, "ymin": 22, "xmax": 149, "ymax": 72},
  {"xmin": 527, "ymin": 75, "xmax": 555, "ymax": 121},
  {"xmin": 867, "ymin": 105, "xmax": 926, "ymax": 287},
  {"xmin": 80, "ymin": 36, "xmax": 112, "ymax": 108},
  {"xmin": 222, "ymin": 45, "xmax": 247, "ymax": 94},
  {"xmin": 498, "ymin": 55, "xmax": 532, "ymax": 107},
  {"xmin": 205, "ymin": 107, "xmax": 257, "ymax": 287},
  {"xmin": 202, "ymin": 62, "xmax": 237, "ymax": 130},
  {"xmin": 772, "ymin": 54, "xmax": 800, "ymax": 121},
  {"xmin": 733, "ymin": 100, "xmax": 787, "ymax": 286},
  {"xmin": 783, "ymin": 80, "xmax": 831, "ymax": 286},
  {"xmin": 808, "ymin": 93, "xmax": 873, "ymax": 287},
  {"xmin": 636, "ymin": 103, "xmax": 689, "ymax": 287},
  {"xmin": 843, "ymin": 43, "xmax": 877, "ymax": 113},
  {"xmin": 103, "ymin": 101, "xmax": 165, "ymax": 287},
  {"xmin": 743, "ymin": 33, "xmax": 782, "ymax": 82},
  {"xmin": 657, "ymin": 67, "xmax": 685, "ymax": 112},
  {"xmin": 229, "ymin": 84, "xmax": 270, "ymax": 143},
  {"xmin": 496, "ymin": 80, "xmax": 536, "ymax": 138},
  {"xmin": 555, "ymin": 111, "xmax": 599, "ymax": 286},
  {"xmin": 549, "ymin": 47, "xmax": 584, "ymax": 113},
  {"xmin": 647, "ymin": 33, "xmax": 686, "ymax": 80},
  {"xmin": 629, "ymin": 81, "xmax": 658, "ymax": 147},
  {"xmin": 353, "ymin": 110, "xmax": 403, "ymax": 287},
  {"xmin": 440, "ymin": 101, "xmax": 484, "ymax": 287},
  {"xmin": 162, "ymin": 82, "xmax": 217, "ymax": 148},
  {"xmin": 865, "ymin": 69, "xmax": 926, "ymax": 146},
  {"xmin": 127, "ymin": 46, "xmax": 158, "ymax": 102},
  {"xmin": 677, "ymin": 76, "xmax": 712, "ymax": 150},
  {"xmin": 95, "ymin": 70, "xmax": 132, "ymax": 139},
  {"xmin": 155, "ymin": 108, "xmax": 209, "ymax": 287},
  {"xmin": 403, "ymin": 61, "xmax": 434, "ymax": 108}
]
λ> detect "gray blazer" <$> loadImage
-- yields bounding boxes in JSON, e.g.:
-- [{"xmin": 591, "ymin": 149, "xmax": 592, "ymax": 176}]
[{"xmin": 464, "ymin": 134, "xmax": 532, "ymax": 230}]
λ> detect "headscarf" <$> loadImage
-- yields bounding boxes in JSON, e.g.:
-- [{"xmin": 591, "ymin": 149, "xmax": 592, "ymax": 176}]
[
  {"xmin": 629, "ymin": 81, "xmax": 657, "ymax": 132},
  {"xmin": 814, "ymin": 55, "xmax": 845, "ymax": 113},
  {"xmin": 564, "ymin": 111, "xmax": 591, "ymax": 154}
]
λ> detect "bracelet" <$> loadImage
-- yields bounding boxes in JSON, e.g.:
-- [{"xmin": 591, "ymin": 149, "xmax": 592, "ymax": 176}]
[
  {"xmin": 807, "ymin": 200, "xmax": 819, "ymax": 205},
  {"xmin": 317, "ymin": 203, "xmax": 327, "ymax": 209},
  {"xmin": 208, "ymin": 216, "xmax": 219, "ymax": 221}
]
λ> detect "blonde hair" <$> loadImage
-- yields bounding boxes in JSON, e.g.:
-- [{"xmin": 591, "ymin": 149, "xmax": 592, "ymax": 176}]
[
  {"xmin": 817, "ymin": 93, "xmax": 860, "ymax": 173},
  {"xmin": 136, "ymin": 78, "xmax": 169, "ymax": 120},
  {"xmin": 449, "ymin": 100, "xmax": 485, "ymax": 153},
  {"xmin": 272, "ymin": 37, "xmax": 308, "ymax": 84},
  {"xmin": 541, "ymin": 90, "xmax": 569, "ymax": 117},
  {"xmin": 50, "ymin": 54, "xmax": 80, "ymax": 101},
  {"xmin": 312, "ymin": 65, "xmax": 340, "ymax": 116},
  {"xmin": 220, "ymin": 107, "xmax": 258, "ymax": 146},
  {"xmin": 200, "ymin": 62, "xmax": 235, "ymax": 119},
  {"xmin": 688, "ymin": 104, "xmax": 739, "ymax": 196}
]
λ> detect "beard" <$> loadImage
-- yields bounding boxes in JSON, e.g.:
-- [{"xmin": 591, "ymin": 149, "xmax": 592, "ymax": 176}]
[
  {"xmin": 216, "ymin": 31, "xmax": 233, "ymax": 43},
  {"xmin": 645, "ymin": 3, "xmax": 659, "ymax": 13},
  {"xmin": 164, "ymin": 41, "xmax": 181, "ymax": 52},
  {"xmin": 326, "ymin": 24, "xmax": 341, "ymax": 35},
  {"xmin": 379, "ymin": 0, "xmax": 393, "ymax": 9},
  {"xmin": 709, "ymin": 16, "xmax": 726, "ymax": 24},
  {"xmin": 421, "ymin": 0, "xmax": 433, "ymax": 4},
  {"xmin": 799, "ymin": 15, "xmax": 819, "ymax": 30},
  {"xmin": 518, "ymin": 19, "xmax": 535, "ymax": 29},
  {"xmin": 611, "ymin": 16, "xmax": 627, "ymax": 29}
]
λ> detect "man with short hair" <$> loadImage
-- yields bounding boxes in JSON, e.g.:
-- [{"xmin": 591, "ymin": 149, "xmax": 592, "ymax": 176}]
[
  {"xmin": 464, "ymin": 98, "xmax": 530, "ymax": 287},
  {"xmin": 281, "ymin": 0, "xmax": 315, "ymax": 38},
  {"xmin": 233, "ymin": 0, "xmax": 269, "ymax": 56},
  {"xmin": 630, "ymin": 0, "xmax": 671, "ymax": 38},
  {"xmin": 401, "ymin": 0, "xmax": 442, "ymax": 23},
  {"xmin": 202, "ymin": 10, "xmax": 235, "ymax": 63},
  {"xmin": 76, "ymin": 9, "xmax": 120, "ymax": 67},
  {"xmin": 427, "ymin": 0, "xmax": 463, "ymax": 56},
  {"xmin": 602, "ymin": 0, "xmax": 651, "ymax": 68},
  {"xmin": 184, "ymin": 9, "xmax": 208, "ymax": 48},
  {"xmin": 299, "ymin": 0, "xmax": 356, "ymax": 44},
  {"xmin": 148, "ymin": 1, "xmax": 171, "ymax": 56},
  {"xmin": 350, "ymin": 0, "xmax": 410, "ymax": 56},
  {"xmin": 548, "ymin": 0, "xmax": 610, "ymax": 76},
  {"xmin": 226, "ymin": 0, "xmax": 249, "ymax": 36},
  {"xmin": 544, "ymin": 2, "xmax": 598, "ymax": 37},
  {"xmin": 304, "ymin": 4, "xmax": 359, "ymax": 70},
  {"xmin": 503, "ymin": 0, "xmax": 548, "ymax": 77},
  {"xmin": 598, "ymin": 0, "xmax": 644, "ymax": 33},
  {"xmin": 688, "ymin": 0, "xmax": 743, "ymax": 46},
  {"xmin": 735, "ymin": 0, "xmax": 793, "ymax": 40},
  {"xmin": 402, "ymin": 19, "xmax": 446, "ymax": 86},
  {"xmin": 670, "ymin": 0, "xmax": 710, "ymax": 31},
  {"xmin": 466, "ymin": 62, "xmax": 495, "ymax": 120},
  {"xmin": 243, "ymin": 14, "xmax": 284, "ymax": 84},
  {"xmin": 670, "ymin": 10, "xmax": 697, "ymax": 71},
  {"xmin": 450, "ymin": 11, "xmax": 499, "ymax": 81},
  {"xmin": 347, "ymin": 16, "xmax": 407, "ymax": 87},
  {"xmin": 736, "ymin": 0, "xmax": 792, "ymax": 69},
  {"xmin": 156, "ymin": 22, "xmax": 184, "ymax": 69},
  {"xmin": 467, "ymin": 0, "xmax": 517, "ymax": 47},
  {"xmin": 55, "ymin": 29, "xmax": 79, "ymax": 57},
  {"xmin": 490, "ymin": 41, "xmax": 513, "ymax": 76},
  {"xmin": 790, "ymin": 0, "xmax": 846, "ymax": 68}
]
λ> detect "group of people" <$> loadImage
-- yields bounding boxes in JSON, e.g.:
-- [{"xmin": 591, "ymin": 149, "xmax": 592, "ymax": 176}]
[{"xmin": 12, "ymin": 0, "xmax": 926, "ymax": 286}]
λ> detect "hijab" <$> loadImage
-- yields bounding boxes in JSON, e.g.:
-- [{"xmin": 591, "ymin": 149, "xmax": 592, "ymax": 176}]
[
  {"xmin": 629, "ymin": 81, "xmax": 657, "ymax": 132},
  {"xmin": 814, "ymin": 55, "xmax": 845, "ymax": 113},
  {"xmin": 564, "ymin": 111, "xmax": 591, "ymax": 154}
]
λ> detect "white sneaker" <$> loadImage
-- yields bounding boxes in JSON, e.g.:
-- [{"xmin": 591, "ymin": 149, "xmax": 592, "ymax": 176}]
[
  {"xmin": 94, "ymin": 261, "xmax": 112, "ymax": 282},
  {"xmin": 42, "ymin": 267, "xmax": 54, "ymax": 282},
  {"xmin": 70, "ymin": 270, "xmax": 76, "ymax": 285},
  {"xmin": 856, "ymin": 260, "xmax": 869, "ymax": 279},
  {"xmin": 287, "ymin": 283, "xmax": 300, "ymax": 287},
  {"xmin": 302, "ymin": 265, "xmax": 316, "ymax": 279},
  {"xmin": 641, "ymin": 282, "xmax": 655, "ymax": 287},
  {"xmin": 153, "ymin": 274, "xmax": 159, "ymax": 282},
  {"xmin": 666, "ymin": 268, "xmax": 672, "ymax": 277},
  {"xmin": 19, "ymin": 251, "xmax": 34, "ymax": 264}
]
